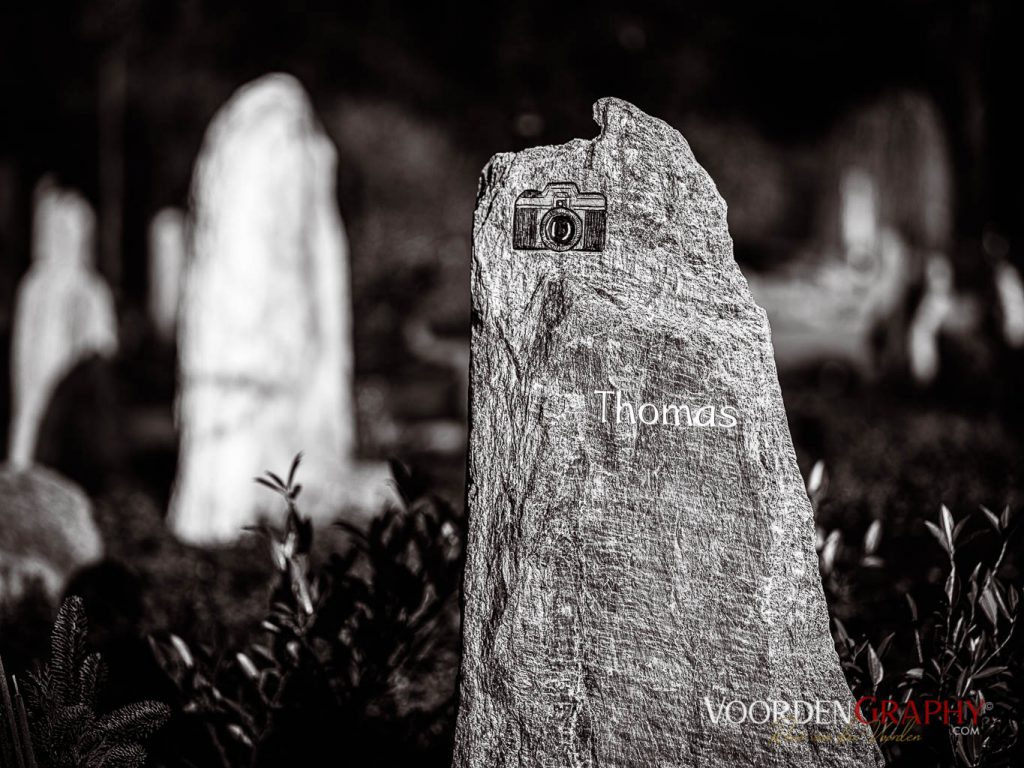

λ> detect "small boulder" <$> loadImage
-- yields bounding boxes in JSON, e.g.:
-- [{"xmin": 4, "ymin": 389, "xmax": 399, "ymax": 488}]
[{"xmin": 0, "ymin": 465, "xmax": 103, "ymax": 601}]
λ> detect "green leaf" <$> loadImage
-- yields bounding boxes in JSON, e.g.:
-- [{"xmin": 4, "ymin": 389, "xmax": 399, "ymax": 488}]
[
  {"xmin": 832, "ymin": 618, "xmax": 853, "ymax": 649},
  {"xmin": 236, "ymin": 653, "xmax": 259, "ymax": 681},
  {"xmin": 952, "ymin": 615, "xmax": 966, "ymax": 644},
  {"xmin": 940, "ymin": 505, "xmax": 955, "ymax": 551},
  {"xmin": 906, "ymin": 593, "xmax": 919, "ymax": 622},
  {"xmin": 990, "ymin": 579, "xmax": 1012, "ymax": 621},
  {"xmin": 952, "ymin": 515, "xmax": 970, "ymax": 544},
  {"xmin": 867, "ymin": 644, "xmax": 884, "ymax": 688},
  {"xmin": 924, "ymin": 521, "xmax": 951, "ymax": 556},
  {"xmin": 169, "ymin": 634, "xmax": 194, "ymax": 669},
  {"xmin": 971, "ymin": 665, "xmax": 1008, "ymax": 681},
  {"xmin": 979, "ymin": 586, "xmax": 999, "ymax": 626},
  {"xmin": 945, "ymin": 566, "xmax": 958, "ymax": 605},
  {"xmin": 806, "ymin": 460, "xmax": 826, "ymax": 496},
  {"xmin": 876, "ymin": 632, "xmax": 895, "ymax": 659},
  {"xmin": 954, "ymin": 736, "xmax": 972, "ymax": 766},
  {"xmin": 228, "ymin": 723, "xmax": 254, "ymax": 748},
  {"xmin": 980, "ymin": 505, "xmax": 1001, "ymax": 532},
  {"xmin": 955, "ymin": 667, "xmax": 970, "ymax": 697},
  {"xmin": 863, "ymin": 520, "xmax": 883, "ymax": 556},
  {"xmin": 287, "ymin": 451, "xmax": 304, "ymax": 487},
  {"xmin": 820, "ymin": 530, "xmax": 841, "ymax": 575},
  {"xmin": 254, "ymin": 476, "xmax": 280, "ymax": 492}
]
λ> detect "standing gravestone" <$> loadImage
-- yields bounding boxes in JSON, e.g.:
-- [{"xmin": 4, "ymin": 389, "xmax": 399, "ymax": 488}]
[
  {"xmin": 7, "ymin": 182, "xmax": 118, "ymax": 467},
  {"xmin": 455, "ymin": 99, "xmax": 882, "ymax": 767},
  {"xmin": 147, "ymin": 207, "xmax": 186, "ymax": 342},
  {"xmin": 170, "ymin": 74, "xmax": 386, "ymax": 543}
]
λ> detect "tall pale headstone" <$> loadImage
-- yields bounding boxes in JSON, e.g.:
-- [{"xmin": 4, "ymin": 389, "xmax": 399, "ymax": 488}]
[
  {"xmin": 7, "ymin": 183, "xmax": 118, "ymax": 467},
  {"xmin": 455, "ymin": 99, "xmax": 883, "ymax": 767},
  {"xmin": 170, "ymin": 74, "xmax": 385, "ymax": 543},
  {"xmin": 147, "ymin": 207, "xmax": 186, "ymax": 341}
]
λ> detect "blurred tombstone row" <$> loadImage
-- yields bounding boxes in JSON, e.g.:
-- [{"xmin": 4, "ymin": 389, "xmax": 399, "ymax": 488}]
[
  {"xmin": 1, "ymin": 182, "xmax": 109, "ymax": 599},
  {"xmin": 2, "ymin": 74, "xmax": 391, "ymax": 554},
  {"xmin": 5, "ymin": 77, "xmax": 1024, "ymax": 558},
  {"xmin": 731, "ymin": 92, "xmax": 952, "ymax": 379},
  {"xmin": 696, "ymin": 89, "xmax": 1024, "ymax": 386}
]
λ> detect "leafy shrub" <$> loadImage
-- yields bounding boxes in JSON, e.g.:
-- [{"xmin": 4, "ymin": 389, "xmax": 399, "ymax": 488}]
[
  {"xmin": 151, "ymin": 456, "xmax": 463, "ymax": 767},
  {"xmin": 813, "ymin": 463, "xmax": 1022, "ymax": 768}
]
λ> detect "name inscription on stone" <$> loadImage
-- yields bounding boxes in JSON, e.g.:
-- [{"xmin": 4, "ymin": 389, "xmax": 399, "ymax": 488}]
[{"xmin": 593, "ymin": 388, "xmax": 738, "ymax": 428}]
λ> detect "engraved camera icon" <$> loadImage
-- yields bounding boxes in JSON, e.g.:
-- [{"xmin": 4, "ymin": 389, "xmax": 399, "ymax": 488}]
[{"xmin": 512, "ymin": 182, "xmax": 607, "ymax": 252}]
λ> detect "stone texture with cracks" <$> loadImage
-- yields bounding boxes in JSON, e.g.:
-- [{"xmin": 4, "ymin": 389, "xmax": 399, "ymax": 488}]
[{"xmin": 455, "ymin": 98, "xmax": 883, "ymax": 768}]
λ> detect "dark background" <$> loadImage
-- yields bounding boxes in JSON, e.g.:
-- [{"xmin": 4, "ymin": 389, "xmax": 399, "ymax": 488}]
[
  {"xmin": 0, "ymin": 2, "xmax": 1022, "ymax": 766},
  {"xmin": 2, "ymin": 0, "xmax": 1022, "ymax": 489},
  {"xmin": 1, "ymin": 0, "xmax": 1021, "ymax": 295},
  {"xmin": 2, "ymin": 0, "xmax": 1023, "ymax": 660}
]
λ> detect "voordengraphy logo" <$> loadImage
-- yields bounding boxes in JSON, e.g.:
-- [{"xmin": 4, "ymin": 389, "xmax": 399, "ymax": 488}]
[
  {"xmin": 703, "ymin": 696, "xmax": 989, "ymax": 742},
  {"xmin": 855, "ymin": 696, "xmax": 985, "ymax": 728},
  {"xmin": 703, "ymin": 698, "xmax": 856, "ymax": 726}
]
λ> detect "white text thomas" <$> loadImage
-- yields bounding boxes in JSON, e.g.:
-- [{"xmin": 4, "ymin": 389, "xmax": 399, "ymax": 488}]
[{"xmin": 594, "ymin": 389, "xmax": 738, "ymax": 428}]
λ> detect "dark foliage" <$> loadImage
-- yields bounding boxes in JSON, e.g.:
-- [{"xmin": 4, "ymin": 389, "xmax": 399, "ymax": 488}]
[
  {"xmin": 818, "ymin": 472, "xmax": 1022, "ymax": 767},
  {"xmin": 151, "ymin": 455, "xmax": 463, "ymax": 767},
  {"xmin": 1, "ymin": 596, "xmax": 169, "ymax": 768}
]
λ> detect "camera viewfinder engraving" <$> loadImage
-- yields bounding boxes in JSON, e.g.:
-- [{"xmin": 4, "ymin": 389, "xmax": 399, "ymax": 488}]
[{"xmin": 512, "ymin": 182, "xmax": 607, "ymax": 252}]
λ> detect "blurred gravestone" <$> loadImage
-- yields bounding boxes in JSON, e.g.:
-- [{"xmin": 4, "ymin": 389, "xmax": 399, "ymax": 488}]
[
  {"xmin": 835, "ymin": 93, "xmax": 952, "ymax": 259},
  {"xmin": 688, "ymin": 92, "xmax": 951, "ymax": 377},
  {"xmin": 147, "ymin": 207, "xmax": 186, "ymax": 342},
  {"xmin": 995, "ymin": 260, "xmax": 1024, "ymax": 349},
  {"xmin": 909, "ymin": 256, "xmax": 957, "ymax": 384},
  {"xmin": 170, "ymin": 74, "xmax": 388, "ymax": 543},
  {"xmin": 455, "ymin": 99, "xmax": 883, "ymax": 767},
  {"xmin": 838, "ymin": 167, "xmax": 880, "ymax": 267},
  {"xmin": 0, "ymin": 465, "xmax": 103, "ymax": 601},
  {"xmin": 7, "ymin": 182, "xmax": 118, "ymax": 467}
]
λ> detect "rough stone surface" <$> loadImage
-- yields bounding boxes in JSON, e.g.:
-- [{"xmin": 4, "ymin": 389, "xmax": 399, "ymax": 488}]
[
  {"xmin": 170, "ymin": 73, "xmax": 390, "ymax": 543},
  {"xmin": 0, "ymin": 465, "xmax": 103, "ymax": 600},
  {"xmin": 455, "ymin": 99, "xmax": 883, "ymax": 767},
  {"xmin": 7, "ymin": 183, "xmax": 118, "ymax": 468}
]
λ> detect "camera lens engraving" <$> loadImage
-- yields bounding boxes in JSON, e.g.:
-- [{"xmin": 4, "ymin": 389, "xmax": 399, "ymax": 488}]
[
  {"xmin": 541, "ymin": 208, "xmax": 582, "ymax": 250},
  {"xmin": 512, "ymin": 182, "xmax": 607, "ymax": 252}
]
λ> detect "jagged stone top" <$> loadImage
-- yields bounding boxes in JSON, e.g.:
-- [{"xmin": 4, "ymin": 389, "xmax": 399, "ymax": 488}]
[{"xmin": 473, "ymin": 98, "xmax": 757, "ymax": 327}]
